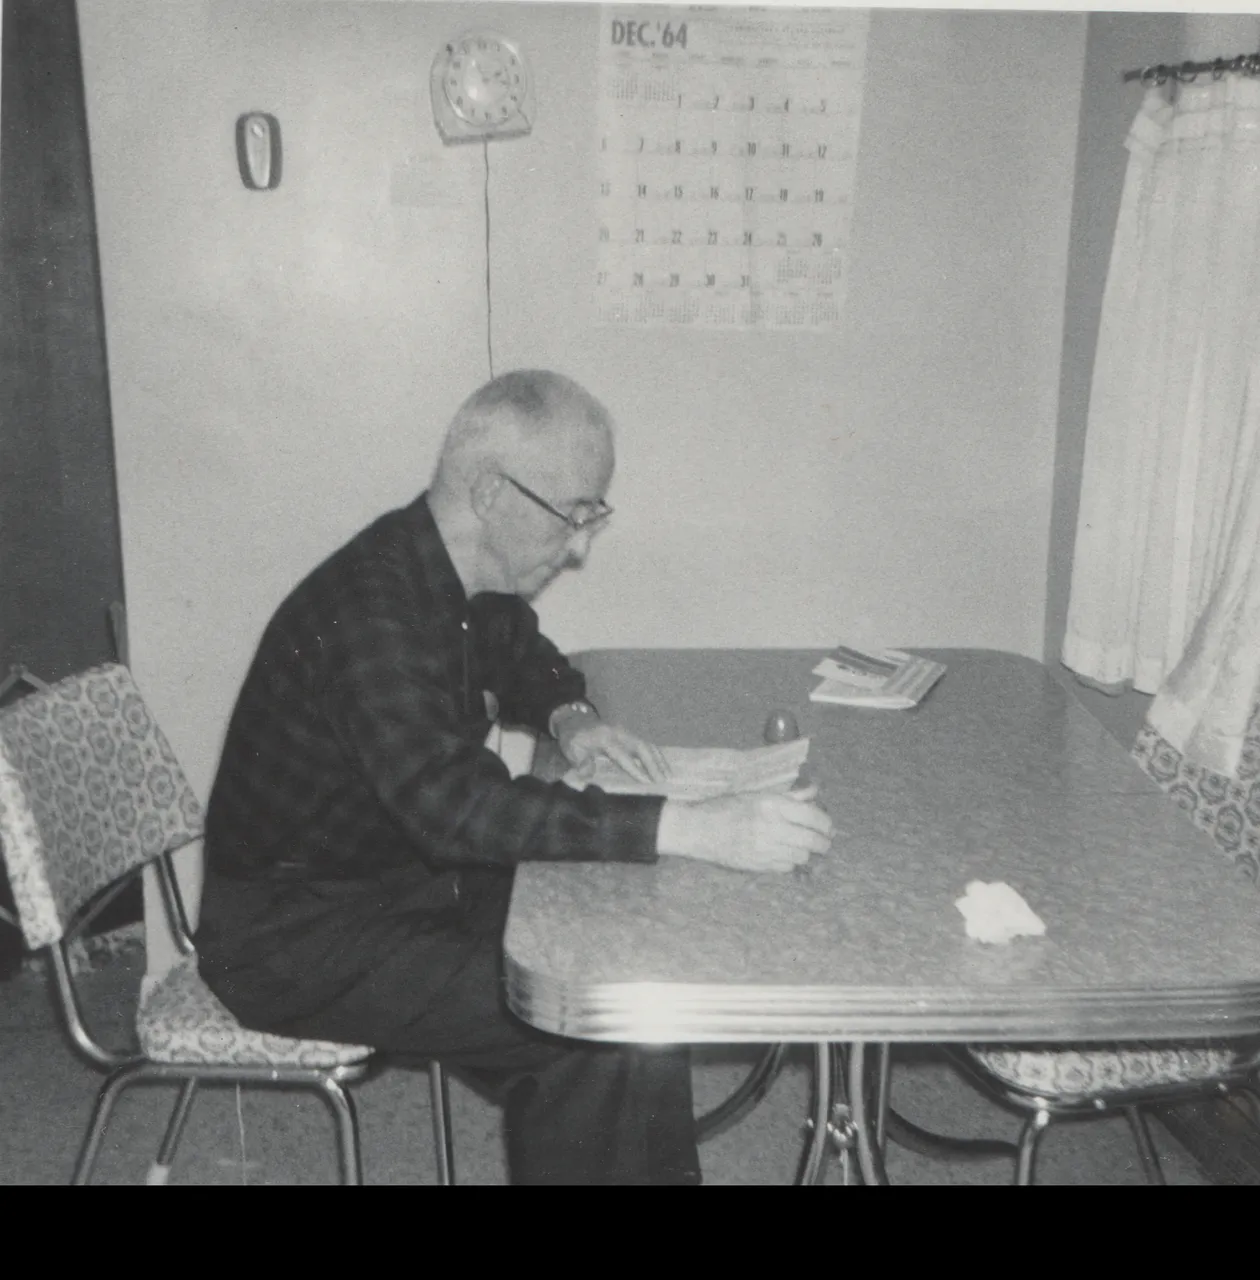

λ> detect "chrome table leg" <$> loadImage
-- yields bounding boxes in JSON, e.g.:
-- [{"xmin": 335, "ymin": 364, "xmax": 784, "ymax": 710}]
[
  {"xmin": 796, "ymin": 1043, "xmax": 834, "ymax": 1185},
  {"xmin": 875, "ymin": 1042, "xmax": 892, "ymax": 1156},
  {"xmin": 696, "ymin": 1044, "xmax": 788, "ymax": 1143},
  {"xmin": 848, "ymin": 1042, "xmax": 890, "ymax": 1185}
]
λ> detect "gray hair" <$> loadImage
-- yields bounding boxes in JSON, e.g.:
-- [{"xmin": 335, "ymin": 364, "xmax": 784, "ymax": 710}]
[{"xmin": 432, "ymin": 370, "xmax": 613, "ymax": 492}]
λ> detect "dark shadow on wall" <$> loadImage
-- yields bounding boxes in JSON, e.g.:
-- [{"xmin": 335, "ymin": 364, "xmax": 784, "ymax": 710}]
[
  {"xmin": 0, "ymin": 0, "xmax": 135, "ymax": 977},
  {"xmin": 0, "ymin": 0, "xmax": 125, "ymax": 682}
]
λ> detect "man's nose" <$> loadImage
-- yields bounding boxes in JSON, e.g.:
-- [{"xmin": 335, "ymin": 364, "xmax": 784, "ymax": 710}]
[{"xmin": 566, "ymin": 528, "xmax": 595, "ymax": 564}]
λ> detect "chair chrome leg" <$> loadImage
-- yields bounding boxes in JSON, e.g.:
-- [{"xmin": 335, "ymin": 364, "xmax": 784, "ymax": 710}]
[
  {"xmin": 1124, "ymin": 1105, "xmax": 1166, "ymax": 1186},
  {"xmin": 148, "ymin": 1079, "xmax": 198, "ymax": 1184},
  {"xmin": 1233, "ymin": 1086, "xmax": 1260, "ymax": 1128},
  {"xmin": 1014, "ymin": 1108, "xmax": 1051, "ymax": 1186},
  {"xmin": 429, "ymin": 1060, "xmax": 456, "ymax": 1186},
  {"xmin": 73, "ymin": 1062, "xmax": 145, "ymax": 1185},
  {"xmin": 318, "ymin": 1078, "xmax": 363, "ymax": 1185}
]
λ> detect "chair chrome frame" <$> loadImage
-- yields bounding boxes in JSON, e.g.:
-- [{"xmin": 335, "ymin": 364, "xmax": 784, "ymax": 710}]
[
  {"xmin": 0, "ymin": 660, "xmax": 461, "ymax": 1185},
  {"xmin": 44, "ymin": 853, "xmax": 456, "ymax": 1185},
  {"xmin": 9, "ymin": 815, "xmax": 456, "ymax": 1184},
  {"xmin": 947, "ymin": 1046, "xmax": 1260, "ymax": 1186}
]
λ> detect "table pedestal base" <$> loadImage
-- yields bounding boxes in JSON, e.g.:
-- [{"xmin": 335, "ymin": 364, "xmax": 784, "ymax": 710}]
[{"xmin": 799, "ymin": 1043, "xmax": 1018, "ymax": 1185}]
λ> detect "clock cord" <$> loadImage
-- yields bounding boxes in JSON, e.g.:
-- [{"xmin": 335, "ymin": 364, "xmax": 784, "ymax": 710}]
[{"xmin": 483, "ymin": 139, "xmax": 495, "ymax": 380}]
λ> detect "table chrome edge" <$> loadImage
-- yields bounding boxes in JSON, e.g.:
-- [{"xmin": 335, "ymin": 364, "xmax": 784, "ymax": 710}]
[{"xmin": 505, "ymin": 957, "xmax": 1260, "ymax": 1045}]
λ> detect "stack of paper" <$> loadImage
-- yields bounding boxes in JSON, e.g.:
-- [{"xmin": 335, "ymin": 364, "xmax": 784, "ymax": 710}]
[
  {"xmin": 561, "ymin": 739, "xmax": 810, "ymax": 800},
  {"xmin": 809, "ymin": 645, "xmax": 945, "ymax": 709}
]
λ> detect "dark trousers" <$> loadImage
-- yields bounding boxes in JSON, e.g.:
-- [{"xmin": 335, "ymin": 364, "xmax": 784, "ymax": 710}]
[
  {"xmin": 202, "ymin": 871, "xmax": 701, "ymax": 1186},
  {"xmin": 390, "ymin": 937, "xmax": 701, "ymax": 1186}
]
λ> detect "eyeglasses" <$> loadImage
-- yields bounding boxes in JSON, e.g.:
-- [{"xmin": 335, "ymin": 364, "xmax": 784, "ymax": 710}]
[{"xmin": 501, "ymin": 473, "xmax": 613, "ymax": 532}]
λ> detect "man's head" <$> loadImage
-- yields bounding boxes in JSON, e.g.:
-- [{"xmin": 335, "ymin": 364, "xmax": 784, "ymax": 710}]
[{"xmin": 430, "ymin": 370, "xmax": 615, "ymax": 599}]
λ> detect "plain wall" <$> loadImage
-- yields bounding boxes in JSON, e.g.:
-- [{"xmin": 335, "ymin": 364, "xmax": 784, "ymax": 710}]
[
  {"xmin": 77, "ymin": 2, "xmax": 1086, "ymax": 962},
  {"xmin": 80, "ymin": 0, "xmax": 1085, "ymax": 780}
]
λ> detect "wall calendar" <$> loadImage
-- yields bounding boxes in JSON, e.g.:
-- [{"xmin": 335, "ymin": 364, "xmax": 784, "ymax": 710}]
[{"xmin": 595, "ymin": 6, "xmax": 870, "ymax": 331}]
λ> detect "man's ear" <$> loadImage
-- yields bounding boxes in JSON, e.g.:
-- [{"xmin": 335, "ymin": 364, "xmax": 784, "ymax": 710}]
[{"xmin": 469, "ymin": 469, "xmax": 504, "ymax": 520}]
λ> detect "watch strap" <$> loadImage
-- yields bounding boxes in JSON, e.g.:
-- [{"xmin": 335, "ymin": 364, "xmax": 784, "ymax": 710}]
[{"xmin": 548, "ymin": 699, "xmax": 599, "ymax": 739}]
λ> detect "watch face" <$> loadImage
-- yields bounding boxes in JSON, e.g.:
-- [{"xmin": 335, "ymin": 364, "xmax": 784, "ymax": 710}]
[{"xmin": 443, "ymin": 35, "xmax": 527, "ymax": 126}]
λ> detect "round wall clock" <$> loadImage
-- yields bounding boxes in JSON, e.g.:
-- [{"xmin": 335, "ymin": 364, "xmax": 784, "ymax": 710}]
[{"xmin": 430, "ymin": 31, "xmax": 536, "ymax": 145}]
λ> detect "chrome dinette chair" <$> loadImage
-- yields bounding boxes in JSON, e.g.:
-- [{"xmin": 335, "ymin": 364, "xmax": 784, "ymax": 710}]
[
  {"xmin": 951, "ymin": 1037, "xmax": 1260, "ymax": 1185},
  {"xmin": 0, "ymin": 662, "xmax": 456, "ymax": 1185},
  {"xmin": 935, "ymin": 715, "xmax": 1260, "ymax": 1186}
]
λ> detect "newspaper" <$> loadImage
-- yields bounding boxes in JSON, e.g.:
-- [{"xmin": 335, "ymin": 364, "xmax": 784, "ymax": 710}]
[
  {"xmin": 809, "ymin": 645, "xmax": 946, "ymax": 709},
  {"xmin": 561, "ymin": 739, "xmax": 810, "ymax": 800}
]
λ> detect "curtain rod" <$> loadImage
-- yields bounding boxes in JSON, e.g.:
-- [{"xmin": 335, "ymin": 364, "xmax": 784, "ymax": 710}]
[{"xmin": 1123, "ymin": 52, "xmax": 1260, "ymax": 85}]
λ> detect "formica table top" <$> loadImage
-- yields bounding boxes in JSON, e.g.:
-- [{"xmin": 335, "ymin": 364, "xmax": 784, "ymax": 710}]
[{"xmin": 504, "ymin": 649, "xmax": 1260, "ymax": 1043}]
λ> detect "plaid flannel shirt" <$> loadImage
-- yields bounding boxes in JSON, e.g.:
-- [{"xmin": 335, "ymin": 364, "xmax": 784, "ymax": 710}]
[{"xmin": 202, "ymin": 493, "xmax": 662, "ymax": 891}]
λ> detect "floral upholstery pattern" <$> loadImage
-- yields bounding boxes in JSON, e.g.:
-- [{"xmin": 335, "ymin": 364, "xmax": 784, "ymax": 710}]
[
  {"xmin": 0, "ymin": 664, "xmax": 204, "ymax": 950},
  {"xmin": 967, "ymin": 1037, "xmax": 1260, "ymax": 1100},
  {"xmin": 139, "ymin": 958, "xmax": 370, "ymax": 1068},
  {"xmin": 1131, "ymin": 709, "xmax": 1260, "ymax": 883},
  {"xmin": 2, "ymin": 661, "xmax": 374, "ymax": 1180}
]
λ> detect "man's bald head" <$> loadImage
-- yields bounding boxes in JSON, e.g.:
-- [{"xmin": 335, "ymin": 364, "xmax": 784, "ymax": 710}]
[
  {"xmin": 427, "ymin": 370, "xmax": 617, "ymax": 599},
  {"xmin": 432, "ymin": 370, "xmax": 614, "ymax": 499}
]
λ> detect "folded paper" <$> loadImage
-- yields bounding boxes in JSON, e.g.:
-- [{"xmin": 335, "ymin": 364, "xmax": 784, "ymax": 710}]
[
  {"xmin": 954, "ymin": 880, "xmax": 1046, "ymax": 945},
  {"xmin": 561, "ymin": 740, "xmax": 809, "ymax": 800}
]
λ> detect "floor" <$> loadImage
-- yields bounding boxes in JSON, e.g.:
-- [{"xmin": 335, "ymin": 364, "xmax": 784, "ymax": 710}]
[{"xmin": 0, "ymin": 945, "xmax": 1212, "ymax": 1186}]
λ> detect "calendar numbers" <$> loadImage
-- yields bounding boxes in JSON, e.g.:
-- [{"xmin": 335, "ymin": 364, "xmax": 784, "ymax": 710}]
[{"xmin": 595, "ymin": 6, "xmax": 869, "ymax": 329}]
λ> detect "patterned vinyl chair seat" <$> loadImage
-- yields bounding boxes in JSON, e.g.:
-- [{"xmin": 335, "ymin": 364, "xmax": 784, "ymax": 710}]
[
  {"xmin": 967, "ymin": 1038, "xmax": 1260, "ymax": 1100},
  {"xmin": 1131, "ymin": 719, "xmax": 1260, "ymax": 884},
  {"xmin": 139, "ymin": 957, "xmax": 371, "ymax": 1069},
  {"xmin": 0, "ymin": 665, "xmax": 205, "ymax": 951},
  {"xmin": 0, "ymin": 664, "xmax": 417, "ymax": 1183}
]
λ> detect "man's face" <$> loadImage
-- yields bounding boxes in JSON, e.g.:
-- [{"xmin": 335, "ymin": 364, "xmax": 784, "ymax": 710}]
[{"xmin": 489, "ymin": 425, "xmax": 614, "ymax": 599}]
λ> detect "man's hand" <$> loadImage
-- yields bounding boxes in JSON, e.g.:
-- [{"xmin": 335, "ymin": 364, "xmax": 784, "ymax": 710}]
[
  {"xmin": 560, "ymin": 720, "xmax": 671, "ymax": 786},
  {"xmin": 656, "ymin": 784, "xmax": 833, "ymax": 874}
]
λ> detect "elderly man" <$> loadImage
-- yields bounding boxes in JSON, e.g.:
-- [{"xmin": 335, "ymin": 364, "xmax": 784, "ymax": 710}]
[{"xmin": 196, "ymin": 370, "xmax": 833, "ymax": 1184}]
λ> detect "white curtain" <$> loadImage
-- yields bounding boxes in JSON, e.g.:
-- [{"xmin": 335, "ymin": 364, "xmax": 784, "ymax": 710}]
[{"xmin": 1062, "ymin": 77, "xmax": 1260, "ymax": 776}]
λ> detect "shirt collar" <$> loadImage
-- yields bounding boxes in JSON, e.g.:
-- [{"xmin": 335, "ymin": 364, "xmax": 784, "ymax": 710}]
[
  {"xmin": 400, "ymin": 492, "xmax": 531, "ymax": 633},
  {"xmin": 400, "ymin": 492, "xmax": 469, "ymax": 621}
]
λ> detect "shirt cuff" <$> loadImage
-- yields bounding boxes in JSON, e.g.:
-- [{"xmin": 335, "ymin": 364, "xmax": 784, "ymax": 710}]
[{"xmin": 589, "ymin": 791, "xmax": 664, "ymax": 864}]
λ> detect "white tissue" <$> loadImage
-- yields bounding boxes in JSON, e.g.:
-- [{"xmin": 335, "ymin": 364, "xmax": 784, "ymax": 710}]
[{"xmin": 954, "ymin": 880, "xmax": 1046, "ymax": 945}]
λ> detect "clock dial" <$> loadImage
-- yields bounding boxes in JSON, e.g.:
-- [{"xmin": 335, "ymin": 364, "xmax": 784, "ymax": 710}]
[
  {"xmin": 444, "ymin": 37, "xmax": 526, "ymax": 125},
  {"xmin": 431, "ymin": 31, "xmax": 533, "ymax": 144}
]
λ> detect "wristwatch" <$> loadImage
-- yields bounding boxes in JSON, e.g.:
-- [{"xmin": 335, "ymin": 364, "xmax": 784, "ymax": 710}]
[{"xmin": 548, "ymin": 699, "xmax": 599, "ymax": 739}]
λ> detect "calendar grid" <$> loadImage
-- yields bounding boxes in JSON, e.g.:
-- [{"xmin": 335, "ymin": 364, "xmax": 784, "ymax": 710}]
[{"xmin": 595, "ymin": 7, "xmax": 870, "ymax": 330}]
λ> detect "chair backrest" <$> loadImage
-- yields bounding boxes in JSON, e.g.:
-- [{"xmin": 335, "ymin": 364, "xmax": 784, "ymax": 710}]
[
  {"xmin": 1132, "ymin": 705, "xmax": 1260, "ymax": 882},
  {"xmin": 0, "ymin": 663, "xmax": 203, "ymax": 950}
]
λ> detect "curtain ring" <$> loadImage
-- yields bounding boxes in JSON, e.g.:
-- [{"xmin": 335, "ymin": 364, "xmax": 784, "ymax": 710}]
[
  {"xmin": 1175, "ymin": 61, "xmax": 1199, "ymax": 83},
  {"xmin": 1140, "ymin": 64, "xmax": 1166, "ymax": 89},
  {"xmin": 1212, "ymin": 57, "xmax": 1228, "ymax": 81}
]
